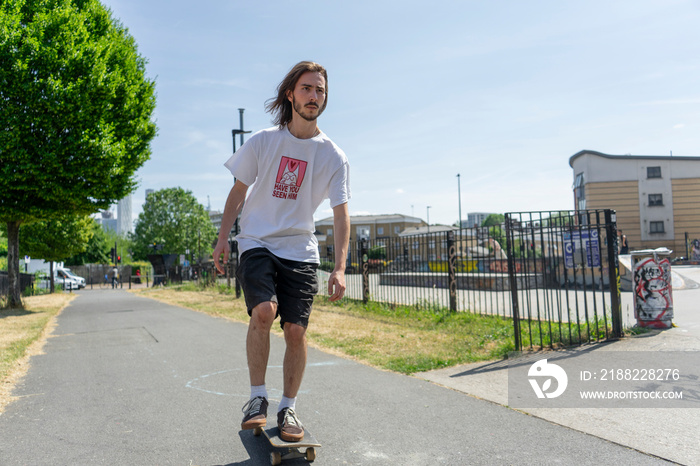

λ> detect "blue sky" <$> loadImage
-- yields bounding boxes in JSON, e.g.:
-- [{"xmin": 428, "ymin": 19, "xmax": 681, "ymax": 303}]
[{"xmin": 102, "ymin": 0, "xmax": 700, "ymax": 227}]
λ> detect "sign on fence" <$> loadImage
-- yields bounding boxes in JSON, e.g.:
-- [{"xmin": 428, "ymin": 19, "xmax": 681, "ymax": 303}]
[{"xmin": 563, "ymin": 230, "xmax": 601, "ymax": 269}]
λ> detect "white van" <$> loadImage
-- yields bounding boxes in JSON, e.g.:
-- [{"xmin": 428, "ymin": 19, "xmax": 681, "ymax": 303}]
[
  {"xmin": 58, "ymin": 268, "xmax": 86, "ymax": 289},
  {"xmin": 36, "ymin": 268, "xmax": 85, "ymax": 290}
]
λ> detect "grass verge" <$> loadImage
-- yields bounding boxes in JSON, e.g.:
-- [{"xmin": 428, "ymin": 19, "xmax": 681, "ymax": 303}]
[
  {"xmin": 136, "ymin": 283, "xmax": 516, "ymax": 374},
  {"xmin": 0, "ymin": 293, "xmax": 76, "ymax": 413}
]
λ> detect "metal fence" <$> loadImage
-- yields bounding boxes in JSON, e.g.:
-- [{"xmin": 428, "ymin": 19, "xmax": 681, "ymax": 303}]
[
  {"xmin": 315, "ymin": 209, "xmax": 623, "ymax": 351},
  {"xmin": 316, "ymin": 227, "xmax": 518, "ymax": 317},
  {"xmin": 504, "ymin": 210, "xmax": 622, "ymax": 351},
  {"xmin": 0, "ymin": 272, "xmax": 35, "ymax": 298}
]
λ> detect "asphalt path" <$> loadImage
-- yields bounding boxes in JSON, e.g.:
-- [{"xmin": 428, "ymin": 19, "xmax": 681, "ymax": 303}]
[{"xmin": 0, "ymin": 289, "xmax": 669, "ymax": 465}]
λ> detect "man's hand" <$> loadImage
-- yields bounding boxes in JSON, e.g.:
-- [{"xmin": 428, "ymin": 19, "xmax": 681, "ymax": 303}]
[
  {"xmin": 327, "ymin": 268, "xmax": 346, "ymax": 301},
  {"xmin": 212, "ymin": 238, "xmax": 230, "ymax": 275}
]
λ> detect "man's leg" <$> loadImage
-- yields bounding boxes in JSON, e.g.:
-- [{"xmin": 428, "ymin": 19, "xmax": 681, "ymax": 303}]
[
  {"xmin": 247, "ymin": 301, "xmax": 277, "ymax": 385},
  {"xmin": 241, "ymin": 301, "xmax": 276, "ymax": 430},
  {"xmin": 277, "ymin": 322, "xmax": 307, "ymax": 441},
  {"xmin": 282, "ymin": 322, "xmax": 307, "ymax": 399}
]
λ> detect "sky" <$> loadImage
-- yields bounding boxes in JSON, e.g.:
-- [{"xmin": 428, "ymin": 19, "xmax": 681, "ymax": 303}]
[{"xmin": 100, "ymin": 0, "xmax": 700, "ymax": 227}]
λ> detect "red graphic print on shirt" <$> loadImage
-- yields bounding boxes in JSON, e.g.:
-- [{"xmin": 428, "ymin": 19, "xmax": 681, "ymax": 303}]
[{"xmin": 272, "ymin": 156, "xmax": 307, "ymax": 200}]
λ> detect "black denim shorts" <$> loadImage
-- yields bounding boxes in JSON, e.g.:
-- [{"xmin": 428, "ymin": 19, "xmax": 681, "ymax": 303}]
[{"xmin": 236, "ymin": 248, "xmax": 319, "ymax": 328}]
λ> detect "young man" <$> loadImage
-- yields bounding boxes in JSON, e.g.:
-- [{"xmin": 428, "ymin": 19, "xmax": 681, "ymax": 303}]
[{"xmin": 213, "ymin": 61, "xmax": 350, "ymax": 442}]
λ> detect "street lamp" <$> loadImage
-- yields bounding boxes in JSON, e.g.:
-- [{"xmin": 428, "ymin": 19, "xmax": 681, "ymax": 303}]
[
  {"xmin": 457, "ymin": 174, "xmax": 462, "ymax": 229},
  {"xmin": 427, "ymin": 206, "xmax": 432, "ymax": 234},
  {"xmin": 232, "ymin": 108, "xmax": 251, "ymax": 152}
]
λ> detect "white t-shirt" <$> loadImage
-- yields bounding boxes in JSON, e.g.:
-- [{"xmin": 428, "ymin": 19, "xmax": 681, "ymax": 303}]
[{"xmin": 224, "ymin": 125, "xmax": 350, "ymax": 263}]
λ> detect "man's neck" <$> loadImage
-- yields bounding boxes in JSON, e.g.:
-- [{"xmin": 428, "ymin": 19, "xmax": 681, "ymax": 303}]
[{"xmin": 287, "ymin": 118, "xmax": 320, "ymax": 139}]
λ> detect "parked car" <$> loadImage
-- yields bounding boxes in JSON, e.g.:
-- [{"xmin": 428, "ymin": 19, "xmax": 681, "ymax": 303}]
[
  {"xmin": 36, "ymin": 268, "xmax": 84, "ymax": 290},
  {"xmin": 60, "ymin": 268, "xmax": 86, "ymax": 289}
]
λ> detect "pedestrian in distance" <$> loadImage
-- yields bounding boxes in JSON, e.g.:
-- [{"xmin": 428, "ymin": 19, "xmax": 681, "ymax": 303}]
[
  {"xmin": 213, "ymin": 61, "xmax": 351, "ymax": 442},
  {"xmin": 111, "ymin": 266, "xmax": 119, "ymax": 289}
]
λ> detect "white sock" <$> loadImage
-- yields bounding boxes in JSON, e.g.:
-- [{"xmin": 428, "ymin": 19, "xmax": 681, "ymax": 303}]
[
  {"xmin": 250, "ymin": 384, "xmax": 267, "ymax": 400},
  {"xmin": 278, "ymin": 395, "xmax": 296, "ymax": 412}
]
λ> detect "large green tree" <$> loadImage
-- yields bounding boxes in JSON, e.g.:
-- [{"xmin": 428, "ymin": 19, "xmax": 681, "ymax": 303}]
[
  {"xmin": 64, "ymin": 217, "xmax": 111, "ymax": 265},
  {"xmin": 19, "ymin": 214, "xmax": 93, "ymax": 291},
  {"xmin": 0, "ymin": 0, "xmax": 157, "ymax": 306},
  {"xmin": 482, "ymin": 213, "xmax": 505, "ymax": 227},
  {"xmin": 132, "ymin": 188, "xmax": 217, "ymax": 263}
]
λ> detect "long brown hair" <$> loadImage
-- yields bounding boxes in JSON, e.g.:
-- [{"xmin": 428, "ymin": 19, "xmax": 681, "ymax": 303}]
[{"xmin": 265, "ymin": 61, "xmax": 328, "ymax": 127}]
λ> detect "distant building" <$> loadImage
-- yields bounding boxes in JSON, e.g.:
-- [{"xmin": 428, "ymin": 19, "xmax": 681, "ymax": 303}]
[
  {"xmin": 209, "ymin": 210, "xmax": 224, "ymax": 233},
  {"xmin": 209, "ymin": 210, "xmax": 242, "ymax": 240},
  {"xmin": 570, "ymin": 150, "xmax": 700, "ymax": 256},
  {"xmin": 97, "ymin": 210, "xmax": 117, "ymax": 233},
  {"xmin": 314, "ymin": 214, "xmax": 425, "ymax": 262},
  {"xmin": 117, "ymin": 195, "xmax": 132, "ymax": 235},
  {"xmin": 465, "ymin": 212, "xmax": 495, "ymax": 228}
]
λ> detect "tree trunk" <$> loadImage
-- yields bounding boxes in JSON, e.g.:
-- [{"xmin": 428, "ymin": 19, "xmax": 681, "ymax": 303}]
[
  {"xmin": 6, "ymin": 221, "xmax": 23, "ymax": 308},
  {"xmin": 49, "ymin": 260, "xmax": 55, "ymax": 294}
]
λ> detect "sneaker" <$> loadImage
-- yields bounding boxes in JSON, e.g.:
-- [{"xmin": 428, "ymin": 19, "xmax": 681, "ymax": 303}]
[
  {"xmin": 277, "ymin": 407, "xmax": 304, "ymax": 442},
  {"xmin": 241, "ymin": 396, "xmax": 268, "ymax": 430}
]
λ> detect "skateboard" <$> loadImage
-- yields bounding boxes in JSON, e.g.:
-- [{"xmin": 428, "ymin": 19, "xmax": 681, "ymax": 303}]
[{"xmin": 253, "ymin": 426, "xmax": 321, "ymax": 465}]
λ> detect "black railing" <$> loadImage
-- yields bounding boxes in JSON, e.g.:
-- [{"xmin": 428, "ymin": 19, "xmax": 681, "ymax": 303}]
[
  {"xmin": 317, "ymin": 227, "xmax": 520, "ymax": 317},
  {"xmin": 315, "ymin": 210, "xmax": 623, "ymax": 352},
  {"xmin": 505, "ymin": 210, "xmax": 622, "ymax": 351}
]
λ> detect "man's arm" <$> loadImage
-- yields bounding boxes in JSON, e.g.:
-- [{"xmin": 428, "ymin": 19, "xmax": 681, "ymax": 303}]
[
  {"xmin": 213, "ymin": 180, "xmax": 249, "ymax": 274},
  {"xmin": 328, "ymin": 202, "xmax": 350, "ymax": 301}
]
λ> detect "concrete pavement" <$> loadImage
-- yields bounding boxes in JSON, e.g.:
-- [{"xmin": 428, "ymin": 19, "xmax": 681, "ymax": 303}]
[
  {"xmin": 419, "ymin": 265, "xmax": 700, "ymax": 465},
  {"xmin": 0, "ymin": 289, "xmax": 672, "ymax": 465}
]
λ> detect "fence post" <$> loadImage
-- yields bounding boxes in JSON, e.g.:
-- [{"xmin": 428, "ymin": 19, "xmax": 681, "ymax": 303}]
[
  {"xmin": 505, "ymin": 214, "xmax": 522, "ymax": 351},
  {"xmin": 447, "ymin": 231, "xmax": 457, "ymax": 312},
  {"xmin": 604, "ymin": 209, "xmax": 623, "ymax": 338},
  {"xmin": 361, "ymin": 239, "xmax": 369, "ymax": 303}
]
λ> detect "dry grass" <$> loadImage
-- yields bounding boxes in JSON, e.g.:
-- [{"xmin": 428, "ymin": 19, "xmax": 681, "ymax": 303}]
[
  {"xmin": 0, "ymin": 293, "xmax": 76, "ymax": 413},
  {"xmin": 135, "ymin": 285, "xmax": 514, "ymax": 374}
]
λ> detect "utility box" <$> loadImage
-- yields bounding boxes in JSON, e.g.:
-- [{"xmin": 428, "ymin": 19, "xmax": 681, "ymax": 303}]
[{"xmin": 630, "ymin": 248, "xmax": 673, "ymax": 329}]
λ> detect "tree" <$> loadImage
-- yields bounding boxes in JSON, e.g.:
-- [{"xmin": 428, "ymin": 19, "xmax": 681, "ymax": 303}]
[
  {"xmin": 19, "ymin": 214, "xmax": 94, "ymax": 292},
  {"xmin": 0, "ymin": 229, "xmax": 7, "ymax": 272},
  {"xmin": 132, "ymin": 188, "xmax": 217, "ymax": 263},
  {"xmin": 481, "ymin": 214, "xmax": 505, "ymax": 227},
  {"xmin": 0, "ymin": 0, "xmax": 157, "ymax": 306},
  {"xmin": 368, "ymin": 245, "xmax": 387, "ymax": 260},
  {"xmin": 64, "ymin": 218, "xmax": 111, "ymax": 266}
]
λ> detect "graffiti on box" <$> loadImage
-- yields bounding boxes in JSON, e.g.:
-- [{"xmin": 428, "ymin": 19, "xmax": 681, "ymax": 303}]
[{"xmin": 634, "ymin": 256, "xmax": 673, "ymax": 325}]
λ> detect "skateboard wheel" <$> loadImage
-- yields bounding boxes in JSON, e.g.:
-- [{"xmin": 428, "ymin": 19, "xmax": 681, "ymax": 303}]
[
  {"xmin": 306, "ymin": 447, "xmax": 316, "ymax": 461},
  {"xmin": 270, "ymin": 452, "xmax": 282, "ymax": 465},
  {"xmin": 253, "ymin": 427, "xmax": 263, "ymax": 436}
]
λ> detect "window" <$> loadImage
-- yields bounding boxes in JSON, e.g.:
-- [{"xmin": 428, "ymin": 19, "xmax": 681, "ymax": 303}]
[
  {"xmin": 647, "ymin": 166, "xmax": 662, "ymax": 178},
  {"xmin": 357, "ymin": 226, "xmax": 370, "ymax": 240},
  {"xmin": 377, "ymin": 227, "xmax": 384, "ymax": 235},
  {"xmin": 394, "ymin": 226, "xmax": 400, "ymax": 234},
  {"xmin": 650, "ymin": 221, "xmax": 665, "ymax": 234},
  {"xmin": 648, "ymin": 194, "xmax": 663, "ymax": 206},
  {"xmin": 327, "ymin": 228, "xmax": 333, "ymax": 236}
]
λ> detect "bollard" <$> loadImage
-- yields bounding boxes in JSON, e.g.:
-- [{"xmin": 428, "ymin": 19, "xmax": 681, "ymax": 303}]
[{"xmin": 631, "ymin": 248, "xmax": 674, "ymax": 329}]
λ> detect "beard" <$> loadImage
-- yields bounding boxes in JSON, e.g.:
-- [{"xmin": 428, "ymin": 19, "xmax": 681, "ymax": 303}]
[{"xmin": 292, "ymin": 95, "xmax": 324, "ymax": 122}]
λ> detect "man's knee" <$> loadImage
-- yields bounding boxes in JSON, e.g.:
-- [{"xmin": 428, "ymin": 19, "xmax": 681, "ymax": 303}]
[
  {"xmin": 251, "ymin": 302, "xmax": 276, "ymax": 329},
  {"xmin": 283, "ymin": 323, "xmax": 306, "ymax": 347}
]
